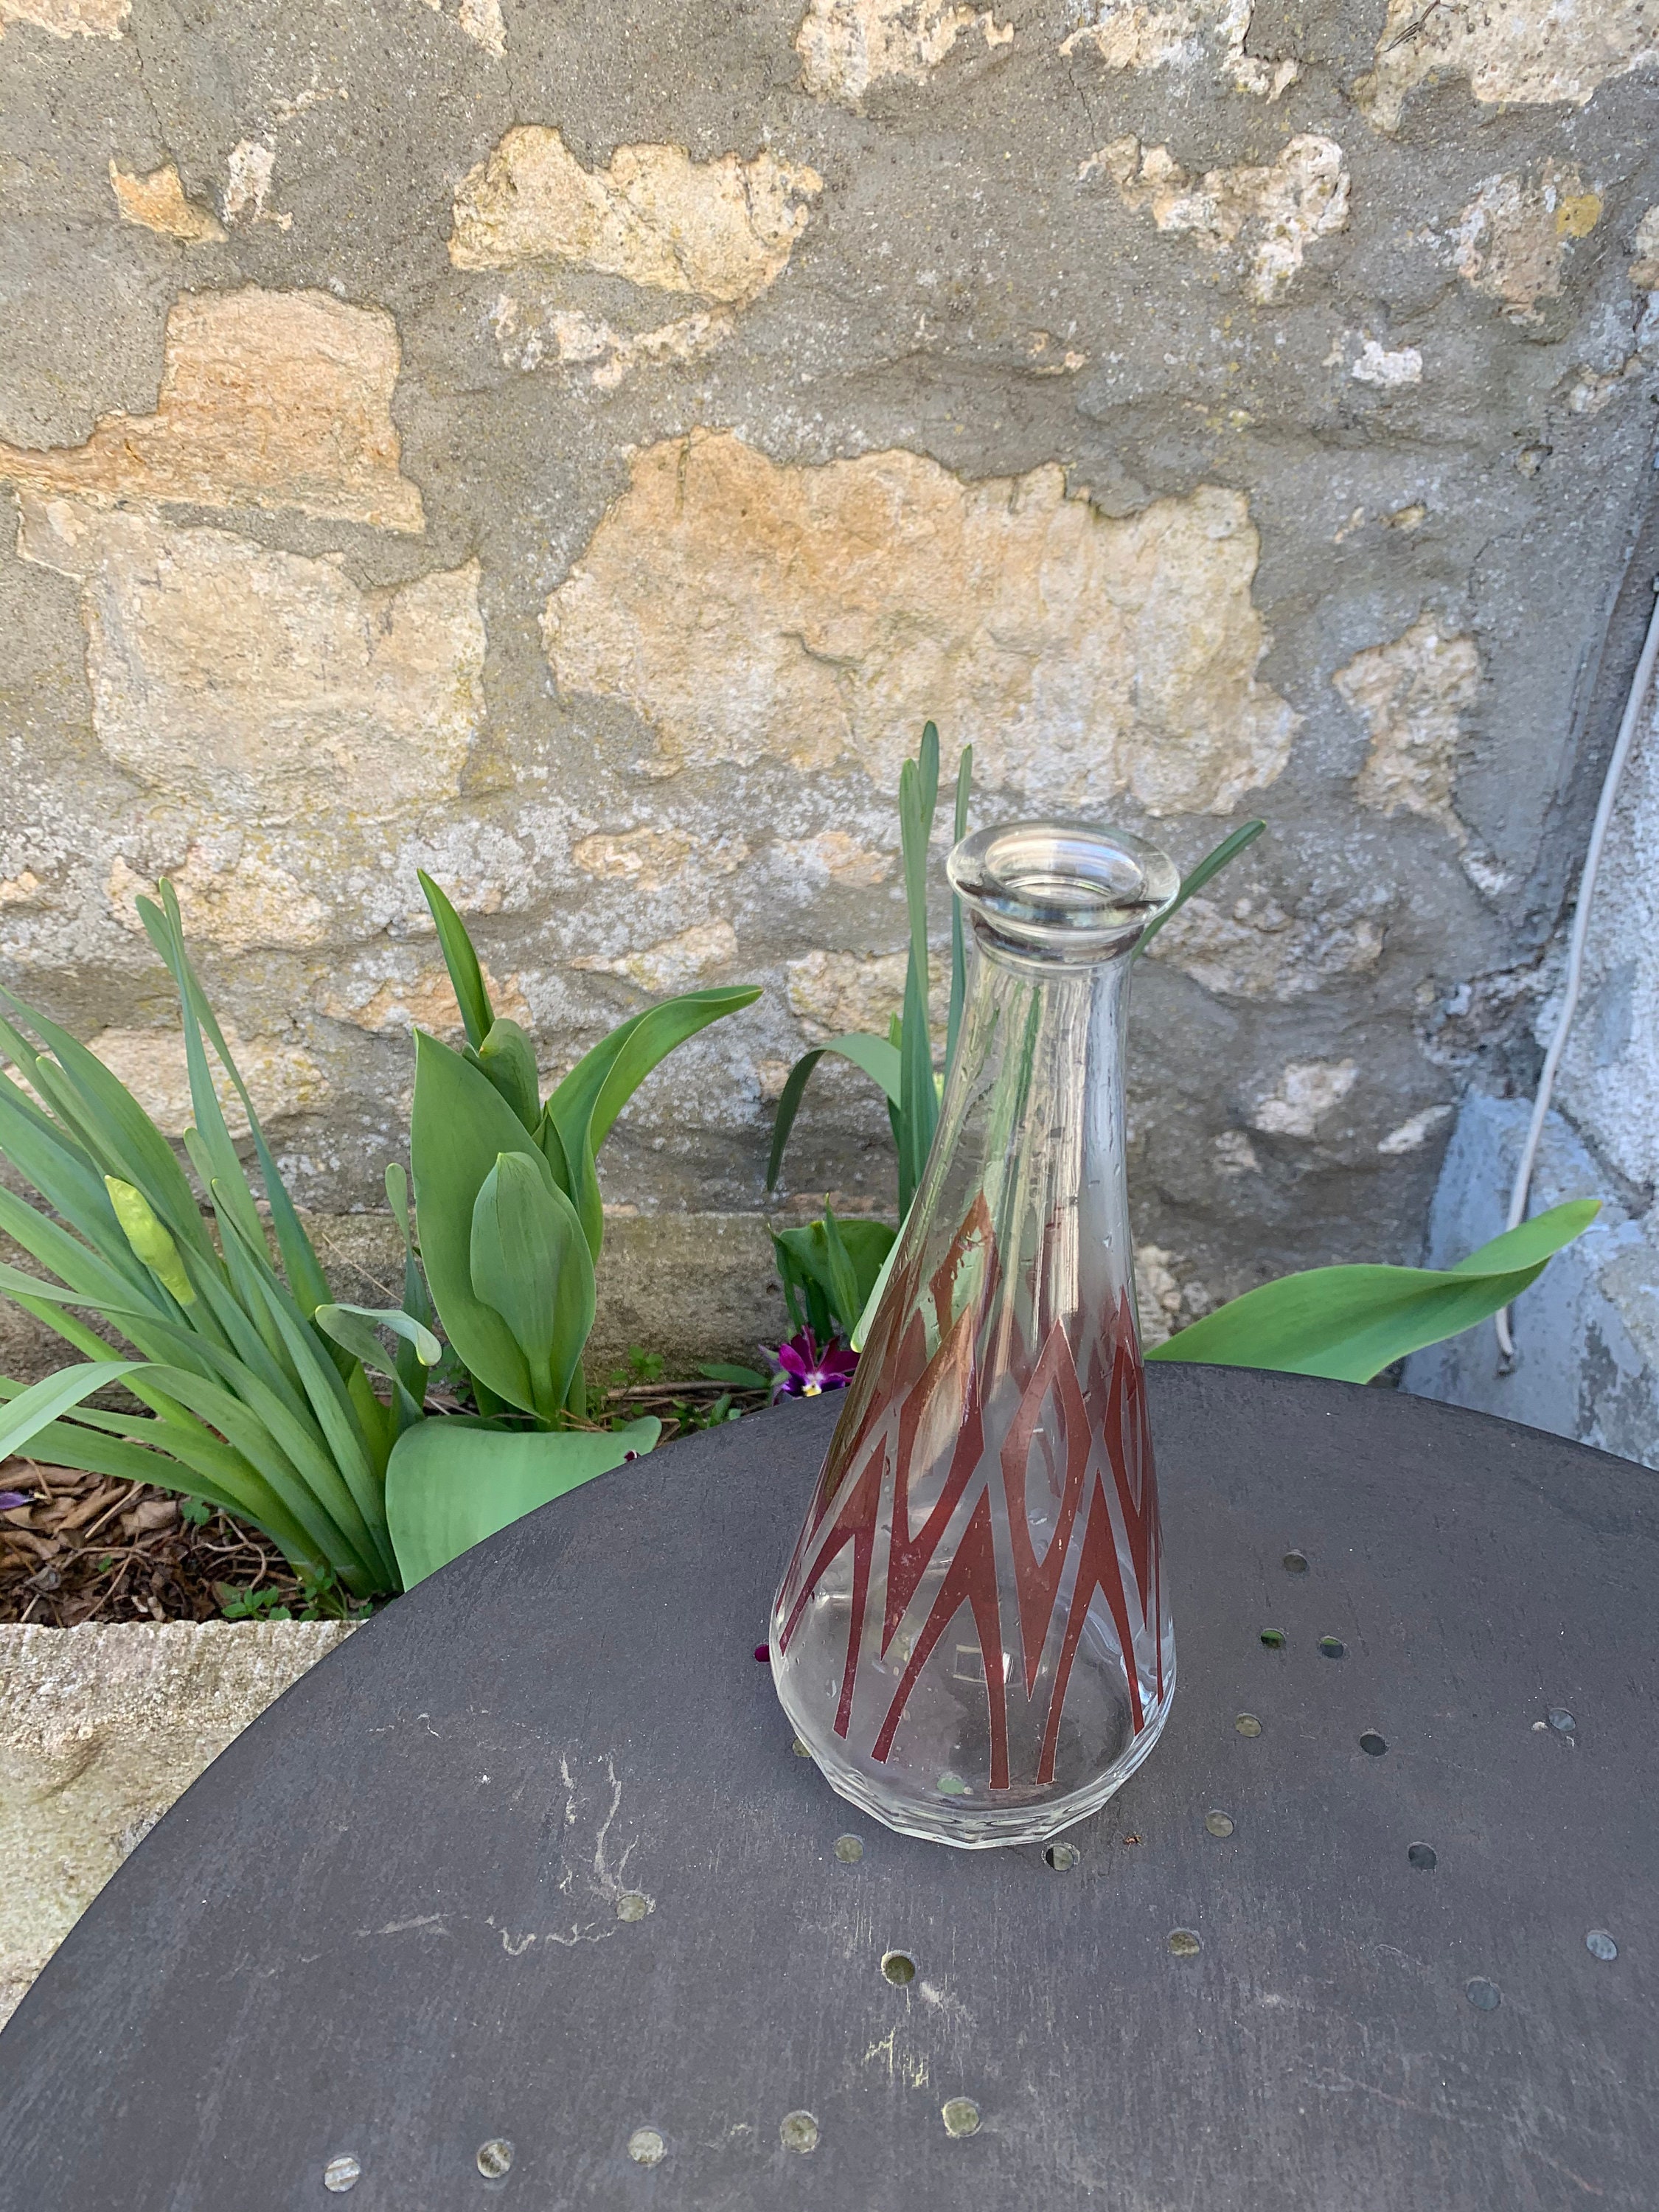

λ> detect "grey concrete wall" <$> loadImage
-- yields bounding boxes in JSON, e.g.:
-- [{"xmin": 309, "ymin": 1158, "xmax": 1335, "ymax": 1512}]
[
  {"xmin": 2, "ymin": 0, "xmax": 1658, "ymax": 1325},
  {"xmin": 1404, "ymin": 1093, "xmax": 1659, "ymax": 1470},
  {"xmin": 1406, "ymin": 647, "xmax": 1659, "ymax": 1468}
]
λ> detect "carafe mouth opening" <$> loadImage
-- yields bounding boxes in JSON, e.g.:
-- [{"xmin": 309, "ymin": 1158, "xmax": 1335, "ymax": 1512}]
[{"xmin": 947, "ymin": 820, "xmax": 1180, "ymax": 961}]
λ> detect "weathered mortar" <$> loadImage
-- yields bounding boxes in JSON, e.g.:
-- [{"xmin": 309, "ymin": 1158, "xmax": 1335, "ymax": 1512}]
[{"xmin": 1, "ymin": 0, "xmax": 1657, "ymax": 1324}]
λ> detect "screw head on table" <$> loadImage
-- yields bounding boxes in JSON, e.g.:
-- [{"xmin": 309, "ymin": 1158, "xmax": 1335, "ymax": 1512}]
[
  {"xmin": 322, "ymin": 2154, "xmax": 361, "ymax": 2193},
  {"xmin": 476, "ymin": 2138, "xmax": 513, "ymax": 2178},
  {"xmin": 779, "ymin": 2110, "xmax": 819, "ymax": 2154}
]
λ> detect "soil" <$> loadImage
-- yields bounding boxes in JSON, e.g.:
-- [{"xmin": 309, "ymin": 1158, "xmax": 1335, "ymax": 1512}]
[{"xmin": 0, "ymin": 1374, "xmax": 776, "ymax": 1627}]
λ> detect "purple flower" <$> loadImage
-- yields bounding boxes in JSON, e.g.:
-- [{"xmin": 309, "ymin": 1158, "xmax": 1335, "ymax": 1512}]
[
  {"xmin": 769, "ymin": 1327, "xmax": 858, "ymax": 1401},
  {"xmin": 0, "ymin": 1491, "xmax": 31, "ymax": 1512}
]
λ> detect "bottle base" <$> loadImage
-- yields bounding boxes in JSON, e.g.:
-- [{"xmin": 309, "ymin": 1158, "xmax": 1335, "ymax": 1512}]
[{"xmin": 780, "ymin": 1663, "xmax": 1176, "ymax": 1851}]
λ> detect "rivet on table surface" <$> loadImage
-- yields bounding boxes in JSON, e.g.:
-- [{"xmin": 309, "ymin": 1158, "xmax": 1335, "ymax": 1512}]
[
  {"xmin": 476, "ymin": 2138, "xmax": 513, "ymax": 2178},
  {"xmin": 322, "ymin": 2154, "xmax": 361, "ymax": 2193},
  {"xmin": 942, "ymin": 2097, "xmax": 981, "ymax": 2138},
  {"xmin": 1204, "ymin": 1809, "xmax": 1235, "ymax": 1838},
  {"xmin": 615, "ymin": 1890, "xmax": 650, "ymax": 1921},
  {"xmin": 1045, "ymin": 1840, "xmax": 1082, "ymax": 1869},
  {"xmin": 1169, "ymin": 1929, "xmax": 1202, "ymax": 1959},
  {"xmin": 1465, "ymin": 1978, "xmax": 1501, "ymax": 2011},
  {"xmin": 1235, "ymin": 1713, "xmax": 1262, "ymax": 1736},
  {"xmin": 1587, "ymin": 1929, "xmax": 1618, "ymax": 1961},
  {"xmin": 1548, "ymin": 1708, "xmax": 1577, "ymax": 1734},
  {"xmin": 627, "ymin": 2127, "xmax": 667, "ymax": 2166},
  {"xmin": 779, "ymin": 2110, "xmax": 819, "ymax": 2154},
  {"xmin": 834, "ymin": 1834, "xmax": 864, "ymax": 1862}
]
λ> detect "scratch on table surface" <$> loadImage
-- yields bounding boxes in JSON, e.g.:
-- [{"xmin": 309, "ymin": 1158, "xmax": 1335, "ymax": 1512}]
[
  {"xmin": 917, "ymin": 1978, "xmax": 972, "ymax": 2028},
  {"xmin": 540, "ymin": 1748, "xmax": 654, "ymax": 1944},
  {"xmin": 863, "ymin": 2025, "xmax": 930, "ymax": 2088},
  {"xmin": 358, "ymin": 1913, "xmax": 450, "ymax": 1938},
  {"xmin": 1308, "ymin": 2069, "xmax": 1605, "ymax": 2195}
]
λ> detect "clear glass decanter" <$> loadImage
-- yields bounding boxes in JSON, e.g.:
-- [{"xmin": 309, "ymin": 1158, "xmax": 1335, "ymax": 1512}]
[{"xmin": 771, "ymin": 821, "xmax": 1180, "ymax": 1848}]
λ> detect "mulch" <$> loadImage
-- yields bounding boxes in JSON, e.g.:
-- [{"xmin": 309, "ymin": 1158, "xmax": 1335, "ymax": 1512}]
[
  {"xmin": 0, "ymin": 1460, "xmax": 313, "ymax": 1627},
  {"xmin": 0, "ymin": 1377, "xmax": 776, "ymax": 1627}
]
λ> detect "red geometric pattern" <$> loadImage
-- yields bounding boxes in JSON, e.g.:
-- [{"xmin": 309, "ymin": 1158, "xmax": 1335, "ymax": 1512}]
[{"xmin": 776, "ymin": 1199, "xmax": 1164, "ymax": 1791}]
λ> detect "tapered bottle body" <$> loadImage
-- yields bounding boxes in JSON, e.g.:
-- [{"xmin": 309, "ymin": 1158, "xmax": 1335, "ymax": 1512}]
[{"xmin": 771, "ymin": 821, "xmax": 1180, "ymax": 1848}]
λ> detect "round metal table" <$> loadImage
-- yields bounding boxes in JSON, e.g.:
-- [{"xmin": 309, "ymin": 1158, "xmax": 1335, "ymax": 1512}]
[{"xmin": 0, "ymin": 1366, "xmax": 1653, "ymax": 2211}]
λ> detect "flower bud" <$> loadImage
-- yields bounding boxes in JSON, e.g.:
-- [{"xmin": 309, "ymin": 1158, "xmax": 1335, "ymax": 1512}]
[{"xmin": 105, "ymin": 1177, "xmax": 195, "ymax": 1305}]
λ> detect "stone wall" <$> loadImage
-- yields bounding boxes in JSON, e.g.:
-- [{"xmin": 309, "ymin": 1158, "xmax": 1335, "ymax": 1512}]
[{"xmin": 2, "ymin": 0, "xmax": 1658, "ymax": 1326}]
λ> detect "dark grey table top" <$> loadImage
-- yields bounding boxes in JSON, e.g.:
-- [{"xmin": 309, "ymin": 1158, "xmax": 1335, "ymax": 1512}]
[{"xmin": 0, "ymin": 1366, "xmax": 1653, "ymax": 2211}]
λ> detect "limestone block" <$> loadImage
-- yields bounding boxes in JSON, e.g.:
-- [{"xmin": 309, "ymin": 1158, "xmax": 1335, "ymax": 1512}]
[
  {"xmin": 108, "ymin": 162, "xmax": 226, "ymax": 245},
  {"xmin": 572, "ymin": 829, "xmax": 750, "ymax": 891},
  {"xmin": 1358, "ymin": 0, "xmax": 1659, "ymax": 133},
  {"xmin": 85, "ymin": 1025, "xmax": 327, "ymax": 1138},
  {"xmin": 488, "ymin": 298, "xmax": 734, "ymax": 386},
  {"xmin": 1452, "ymin": 163, "xmax": 1601, "ymax": 319},
  {"xmin": 795, "ymin": 0, "xmax": 1013, "ymax": 110},
  {"xmin": 221, "ymin": 142, "xmax": 291, "ymax": 232},
  {"xmin": 1335, "ymin": 617, "xmax": 1481, "ymax": 843},
  {"xmin": 542, "ymin": 432, "xmax": 1295, "ymax": 816},
  {"xmin": 1147, "ymin": 894, "xmax": 1385, "ymax": 1000},
  {"xmin": 1088, "ymin": 133, "xmax": 1349, "ymax": 303},
  {"xmin": 0, "ymin": 0, "xmax": 125, "ymax": 33},
  {"xmin": 0, "ymin": 289, "xmax": 425, "ymax": 533},
  {"xmin": 573, "ymin": 919, "xmax": 742, "ymax": 995},
  {"xmin": 17, "ymin": 498, "xmax": 484, "ymax": 824},
  {"xmin": 1248, "ymin": 1058, "xmax": 1359, "ymax": 1138},
  {"xmin": 1350, "ymin": 338, "xmax": 1423, "ymax": 388},
  {"xmin": 1061, "ymin": 0, "xmax": 1298, "ymax": 94},
  {"xmin": 0, "ymin": 1621, "xmax": 355, "ymax": 2027},
  {"xmin": 785, "ymin": 947, "xmax": 950, "ymax": 1040},
  {"xmin": 320, "ymin": 961, "xmax": 531, "ymax": 1039},
  {"xmin": 107, "ymin": 846, "xmax": 327, "ymax": 951},
  {"xmin": 420, "ymin": 0, "xmax": 506, "ymax": 54},
  {"xmin": 450, "ymin": 130, "xmax": 823, "ymax": 309}
]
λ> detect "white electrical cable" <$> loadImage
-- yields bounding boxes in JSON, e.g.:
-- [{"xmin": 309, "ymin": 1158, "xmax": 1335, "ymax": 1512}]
[{"xmin": 1495, "ymin": 579, "xmax": 1659, "ymax": 1363}]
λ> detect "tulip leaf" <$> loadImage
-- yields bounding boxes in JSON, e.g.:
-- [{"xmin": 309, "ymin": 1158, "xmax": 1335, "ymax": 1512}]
[
  {"xmin": 1147, "ymin": 1199, "xmax": 1599, "ymax": 1383},
  {"xmin": 418, "ymin": 870, "xmax": 495, "ymax": 1051},
  {"xmin": 386, "ymin": 1414, "xmax": 659, "ymax": 1587},
  {"xmin": 411, "ymin": 1029, "xmax": 563, "ymax": 1411},
  {"xmin": 765, "ymin": 1034, "xmax": 903, "ymax": 1190},
  {"xmin": 1135, "ymin": 819, "xmax": 1266, "ymax": 958},
  {"xmin": 469, "ymin": 1152, "xmax": 594, "ymax": 1419},
  {"xmin": 547, "ymin": 987, "xmax": 762, "ymax": 1159},
  {"xmin": 473, "ymin": 1017, "xmax": 541, "ymax": 1134},
  {"xmin": 314, "ymin": 1304, "xmax": 442, "ymax": 1375}
]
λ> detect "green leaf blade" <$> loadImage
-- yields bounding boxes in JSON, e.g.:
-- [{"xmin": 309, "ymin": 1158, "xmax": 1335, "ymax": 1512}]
[{"xmin": 386, "ymin": 1416, "xmax": 659, "ymax": 1587}]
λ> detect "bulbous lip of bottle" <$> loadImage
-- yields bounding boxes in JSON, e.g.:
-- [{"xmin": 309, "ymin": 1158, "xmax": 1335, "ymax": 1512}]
[{"xmin": 947, "ymin": 818, "xmax": 1180, "ymax": 961}]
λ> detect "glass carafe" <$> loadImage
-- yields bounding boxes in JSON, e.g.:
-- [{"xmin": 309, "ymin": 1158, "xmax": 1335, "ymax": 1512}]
[{"xmin": 771, "ymin": 821, "xmax": 1180, "ymax": 1848}]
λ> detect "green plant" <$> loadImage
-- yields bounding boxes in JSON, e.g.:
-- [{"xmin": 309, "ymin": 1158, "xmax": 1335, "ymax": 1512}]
[
  {"xmin": 768, "ymin": 722, "xmax": 1267, "ymax": 1349},
  {"xmin": 382, "ymin": 873, "xmax": 760, "ymax": 1582},
  {"xmin": 0, "ymin": 873, "xmax": 765, "ymax": 1598},
  {"xmin": 1147, "ymin": 1201, "xmax": 1597, "ymax": 1382},
  {"xmin": 0, "ymin": 885, "xmax": 417, "ymax": 1598},
  {"xmin": 772, "ymin": 1206, "xmax": 896, "ymax": 1345}
]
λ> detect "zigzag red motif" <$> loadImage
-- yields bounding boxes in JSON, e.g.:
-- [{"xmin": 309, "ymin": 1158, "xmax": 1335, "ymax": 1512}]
[{"xmin": 776, "ymin": 1203, "xmax": 1163, "ymax": 1789}]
